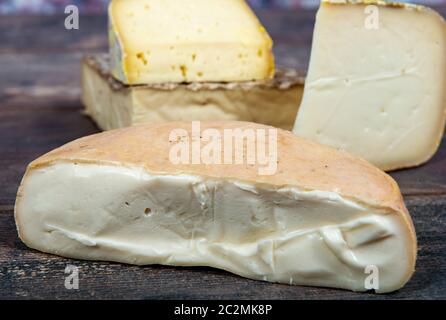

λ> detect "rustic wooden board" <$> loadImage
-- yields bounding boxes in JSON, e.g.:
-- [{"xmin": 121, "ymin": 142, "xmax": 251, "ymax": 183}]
[{"xmin": 0, "ymin": 8, "xmax": 446, "ymax": 299}]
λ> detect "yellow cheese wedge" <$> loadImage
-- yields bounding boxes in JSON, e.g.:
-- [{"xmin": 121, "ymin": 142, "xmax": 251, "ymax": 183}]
[
  {"xmin": 293, "ymin": 0, "xmax": 446, "ymax": 171},
  {"xmin": 109, "ymin": 0, "xmax": 275, "ymax": 84}
]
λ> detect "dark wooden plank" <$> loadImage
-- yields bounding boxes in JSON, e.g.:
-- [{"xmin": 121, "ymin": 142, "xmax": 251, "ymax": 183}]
[
  {"xmin": 392, "ymin": 135, "xmax": 446, "ymax": 196},
  {"xmin": 0, "ymin": 53, "xmax": 82, "ymax": 107},
  {"xmin": 0, "ymin": 10, "xmax": 316, "ymax": 55},
  {"xmin": 2, "ymin": 5, "xmax": 445, "ymax": 54},
  {"xmin": 1, "ymin": 195, "xmax": 444, "ymax": 299},
  {"xmin": 1, "ymin": 8, "xmax": 446, "ymax": 299},
  {"xmin": 0, "ymin": 14, "xmax": 108, "ymax": 54}
]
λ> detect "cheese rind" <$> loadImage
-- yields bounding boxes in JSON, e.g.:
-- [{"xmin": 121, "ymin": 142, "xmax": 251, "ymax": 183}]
[
  {"xmin": 109, "ymin": 0, "xmax": 275, "ymax": 84},
  {"xmin": 82, "ymin": 55, "xmax": 304, "ymax": 131},
  {"xmin": 15, "ymin": 121, "xmax": 417, "ymax": 293},
  {"xmin": 293, "ymin": 0, "xmax": 446, "ymax": 171}
]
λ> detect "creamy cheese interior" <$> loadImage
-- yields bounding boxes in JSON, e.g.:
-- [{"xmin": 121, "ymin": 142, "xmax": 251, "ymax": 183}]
[{"xmin": 16, "ymin": 163, "xmax": 413, "ymax": 292}]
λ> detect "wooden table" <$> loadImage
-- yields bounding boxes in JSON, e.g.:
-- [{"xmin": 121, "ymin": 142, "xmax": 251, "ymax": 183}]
[{"xmin": 1, "ymin": 8, "xmax": 445, "ymax": 300}]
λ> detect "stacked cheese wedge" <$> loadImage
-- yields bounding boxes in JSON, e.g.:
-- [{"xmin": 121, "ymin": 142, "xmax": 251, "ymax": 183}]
[
  {"xmin": 82, "ymin": 0, "xmax": 304, "ymax": 131},
  {"xmin": 18, "ymin": 0, "xmax": 446, "ymax": 293}
]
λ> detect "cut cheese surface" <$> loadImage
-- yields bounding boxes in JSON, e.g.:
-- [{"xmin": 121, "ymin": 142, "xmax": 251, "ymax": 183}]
[
  {"xmin": 82, "ymin": 55, "xmax": 304, "ymax": 131},
  {"xmin": 109, "ymin": 0, "xmax": 275, "ymax": 84},
  {"xmin": 15, "ymin": 121, "xmax": 417, "ymax": 293},
  {"xmin": 293, "ymin": 0, "xmax": 446, "ymax": 171}
]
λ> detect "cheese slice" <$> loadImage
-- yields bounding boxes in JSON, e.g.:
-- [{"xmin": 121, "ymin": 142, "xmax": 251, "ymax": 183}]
[
  {"xmin": 82, "ymin": 55, "xmax": 304, "ymax": 131},
  {"xmin": 15, "ymin": 121, "xmax": 416, "ymax": 293},
  {"xmin": 293, "ymin": 0, "xmax": 446, "ymax": 171},
  {"xmin": 109, "ymin": 0, "xmax": 274, "ymax": 84}
]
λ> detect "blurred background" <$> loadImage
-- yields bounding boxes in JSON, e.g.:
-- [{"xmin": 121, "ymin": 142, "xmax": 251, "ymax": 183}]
[{"xmin": 0, "ymin": 0, "xmax": 445, "ymax": 14}]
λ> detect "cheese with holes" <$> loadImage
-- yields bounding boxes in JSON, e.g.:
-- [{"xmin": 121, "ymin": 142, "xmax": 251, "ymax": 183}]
[
  {"xmin": 108, "ymin": 0, "xmax": 275, "ymax": 84},
  {"xmin": 82, "ymin": 55, "xmax": 304, "ymax": 131},
  {"xmin": 293, "ymin": 0, "xmax": 446, "ymax": 171},
  {"xmin": 15, "ymin": 121, "xmax": 417, "ymax": 293}
]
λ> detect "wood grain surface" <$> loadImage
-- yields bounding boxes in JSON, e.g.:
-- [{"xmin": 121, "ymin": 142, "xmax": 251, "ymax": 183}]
[{"xmin": 0, "ymin": 7, "xmax": 445, "ymax": 300}]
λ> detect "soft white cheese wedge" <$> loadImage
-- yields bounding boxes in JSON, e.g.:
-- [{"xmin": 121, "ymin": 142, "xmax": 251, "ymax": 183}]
[
  {"xmin": 15, "ymin": 121, "xmax": 417, "ymax": 293},
  {"xmin": 293, "ymin": 0, "xmax": 446, "ymax": 171},
  {"xmin": 109, "ymin": 0, "xmax": 275, "ymax": 84}
]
